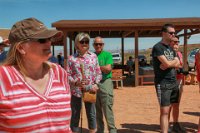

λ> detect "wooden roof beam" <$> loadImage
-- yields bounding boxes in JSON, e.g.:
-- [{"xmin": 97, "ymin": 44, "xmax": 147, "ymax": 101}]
[
  {"xmin": 109, "ymin": 30, "xmax": 111, "ymax": 36},
  {"xmin": 122, "ymin": 31, "xmax": 133, "ymax": 37},
  {"xmin": 178, "ymin": 29, "xmax": 200, "ymax": 37}
]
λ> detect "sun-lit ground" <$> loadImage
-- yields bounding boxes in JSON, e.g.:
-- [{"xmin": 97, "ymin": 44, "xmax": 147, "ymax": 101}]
[{"xmin": 79, "ymin": 84, "xmax": 199, "ymax": 133}]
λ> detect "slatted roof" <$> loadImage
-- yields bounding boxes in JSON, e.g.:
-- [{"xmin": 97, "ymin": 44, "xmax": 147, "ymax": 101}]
[
  {"xmin": 52, "ymin": 17, "xmax": 200, "ymax": 38},
  {"xmin": 52, "ymin": 17, "xmax": 200, "ymax": 86}
]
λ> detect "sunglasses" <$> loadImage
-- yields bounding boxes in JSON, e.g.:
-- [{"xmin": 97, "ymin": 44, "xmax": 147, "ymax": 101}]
[
  {"xmin": 173, "ymin": 41, "xmax": 180, "ymax": 43},
  {"xmin": 79, "ymin": 40, "xmax": 89, "ymax": 45},
  {"xmin": 29, "ymin": 38, "xmax": 51, "ymax": 44},
  {"xmin": 167, "ymin": 32, "xmax": 176, "ymax": 35},
  {"xmin": 94, "ymin": 43, "xmax": 104, "ymax": 46}
]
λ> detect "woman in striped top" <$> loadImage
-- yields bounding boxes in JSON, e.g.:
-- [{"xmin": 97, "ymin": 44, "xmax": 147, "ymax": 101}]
[{"xmin": 0, "ymin": 18, "xmax": 72, "ymax": 132}]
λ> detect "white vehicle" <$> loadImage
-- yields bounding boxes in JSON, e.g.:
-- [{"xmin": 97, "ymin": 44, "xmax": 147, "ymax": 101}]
[
  {"xmin": 112, "ymin": 53, "xmax": 122, "ymax": 65},
  {"xmin": 187, "ymin": 48, "xmax": 199, "ymax": 71}
]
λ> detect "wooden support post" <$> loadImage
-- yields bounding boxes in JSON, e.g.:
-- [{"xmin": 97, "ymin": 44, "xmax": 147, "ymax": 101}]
[
  {"xmin": 63, "ymin": 31, "xmax": 68, "ymax": 68},
  {"xmin": 121, "ymin": 37, "xmax": 124, "ymax": 74},
  {"xmin": 135, "ymin": 30, "xmax": 139, "ymax": 86},
  {"xmin": 183, "ymin": 29, "xmax": 188, "ymax": 71}
]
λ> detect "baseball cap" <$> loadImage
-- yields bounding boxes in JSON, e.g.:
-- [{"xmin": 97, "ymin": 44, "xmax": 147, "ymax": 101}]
[{"xmin": 8, "ymin": 17, "xmax": 62, "ymax": 44}]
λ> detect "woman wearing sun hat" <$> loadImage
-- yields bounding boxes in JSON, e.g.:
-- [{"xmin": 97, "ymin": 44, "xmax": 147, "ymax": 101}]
[{"xmin": 0, "ymin": 18, "xmax": 72, "ymax": 132}]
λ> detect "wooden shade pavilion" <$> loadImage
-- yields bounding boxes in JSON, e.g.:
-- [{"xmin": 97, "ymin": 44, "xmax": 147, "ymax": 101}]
[{"xmin": 51, "ymin": 17, "xmax": 200, "ymax": 86}]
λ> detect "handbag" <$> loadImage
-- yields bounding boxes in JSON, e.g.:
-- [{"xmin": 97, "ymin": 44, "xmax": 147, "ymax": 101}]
[{"xmin": 83, "ymin": 91, "xmax": 96, "ymax": 103}]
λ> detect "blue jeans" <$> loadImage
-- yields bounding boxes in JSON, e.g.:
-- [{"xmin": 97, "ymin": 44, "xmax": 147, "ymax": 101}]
[{"xmin": 70, "ymin": 95, "xmax": 96, "ymax": 132}]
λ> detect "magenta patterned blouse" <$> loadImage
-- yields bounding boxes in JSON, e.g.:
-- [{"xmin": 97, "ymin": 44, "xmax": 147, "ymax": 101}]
[{"xmin": 68, "ymin": 51, "xmax": 102, "ymax": 97}]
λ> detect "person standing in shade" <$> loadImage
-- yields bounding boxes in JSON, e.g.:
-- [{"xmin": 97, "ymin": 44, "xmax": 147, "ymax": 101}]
[
  {"xmin": 126, "ymin": 56, "xmax": 134, "ymax": 76},
  {"xmin": 0, "ymin": 36, "xmax": 9, "ymax": 63},
  {"xmin": 169, "ymin": 36, "xmax": 186, "ymax": 132},
  {"xmin": 93, "ymin": 36, "xmax": 117, "ymax": 133},
  {"xmin": 68, "ymin": 33, "xmax": 102, "ymax": 133},
  {"xmin": 57, "ymin": 52, "xmax": 64, "ymax": 67},
  {"xmin": 0, "ymin": 18, "xmax": 71, "ymax": 132},
  {"xmin": 48, "ymin": 55, "xmax": 58, "ymax": 63},
  {"xmin": 195, "ymin": 50, "xmax": 200, "ymax": 133},
  {"xmin": 152, "ymin": 24, "xmax": 180, "ymax": 133}
]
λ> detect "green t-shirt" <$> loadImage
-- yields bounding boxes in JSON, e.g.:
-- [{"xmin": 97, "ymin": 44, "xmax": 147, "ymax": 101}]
[{"xmin": 96, "ymin": 51, "xmax": 113, "ymax": 80}]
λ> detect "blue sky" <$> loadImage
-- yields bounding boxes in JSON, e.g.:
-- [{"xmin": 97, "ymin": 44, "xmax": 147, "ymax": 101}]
[{"xmin": 1, "ymin": 0, "xmax": 200, "ymax": 52}]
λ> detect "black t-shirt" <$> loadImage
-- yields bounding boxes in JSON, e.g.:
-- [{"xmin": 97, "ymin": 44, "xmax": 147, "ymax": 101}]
[{"xmin": 152, "ymin": 42, "xmax": 177, "ymax": 84}]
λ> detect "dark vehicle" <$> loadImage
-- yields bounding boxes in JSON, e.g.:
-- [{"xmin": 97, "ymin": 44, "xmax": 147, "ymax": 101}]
[
  {"xmin": 132, "ymin": 55, "xmax": 147, "ymax": 66},
  {"xmin": 138, "ymin": 55, "xmax": 147, "ymax": 66}
]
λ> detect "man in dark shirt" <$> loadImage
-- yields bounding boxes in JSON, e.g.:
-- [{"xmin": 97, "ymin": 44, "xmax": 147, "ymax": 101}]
[{"xmin": 152, "ymin": 24, "xmax": 180, "ymax": 133}]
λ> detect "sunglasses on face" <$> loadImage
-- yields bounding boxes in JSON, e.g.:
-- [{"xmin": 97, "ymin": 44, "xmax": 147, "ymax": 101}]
[
  {"xmin": 79, "ymin": 40, "xmax": 89, "ymax": 45},
  {"xmin": 94, "ymin": 43, "xmax": 104, "ymax": 46},
  {"xmin": 29, "ymin": 38, "xmax": 51, "ymax": 44},
  {"xmin": 173, "ymin": 41, "xmax": 180, "ymax": 43},
  {"xmin": 167, "ymin": 32, "xmax": 176, "ymax": 35}
]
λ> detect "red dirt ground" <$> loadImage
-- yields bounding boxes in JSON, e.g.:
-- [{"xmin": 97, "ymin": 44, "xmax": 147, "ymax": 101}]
[{"xmin": 80, "ymin": 84, "xmax": 200, "ymax": 133}]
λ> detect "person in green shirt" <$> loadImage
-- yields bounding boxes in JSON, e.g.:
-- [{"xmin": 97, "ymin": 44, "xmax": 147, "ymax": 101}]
[{"xmin": 93, "ymin": 36, "xmax": 117, "ymax": 133}]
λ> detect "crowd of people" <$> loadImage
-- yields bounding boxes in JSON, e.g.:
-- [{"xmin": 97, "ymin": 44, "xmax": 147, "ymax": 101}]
[{"xmin": 0, "ymin": 17, "xmax": 199, "ymax": 133}]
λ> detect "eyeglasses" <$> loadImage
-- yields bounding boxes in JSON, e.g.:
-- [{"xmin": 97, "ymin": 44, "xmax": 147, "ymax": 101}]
[
  {"xmin": 94, "ymin": 43, "xmax": 104, "ymax": 46},
  {"xmin": 167, "ymin": 32, "xmax": 176, "ymax": 35},
  {"xmin": 79, "ymin": 40, "xmax": 89, "ymax": 45}
]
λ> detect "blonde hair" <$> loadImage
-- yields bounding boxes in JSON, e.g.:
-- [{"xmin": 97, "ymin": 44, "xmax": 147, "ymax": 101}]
[
  {"xmin": 3, "ymin": 41, "xmax": 24, "ymax": 69},
  {"xmin": 3, "ymin": 41, "xmax": 51, "ymax": 76},
  {"xmin": 74, "ymin": 32, "xmax": 90, "ymax": 50}
]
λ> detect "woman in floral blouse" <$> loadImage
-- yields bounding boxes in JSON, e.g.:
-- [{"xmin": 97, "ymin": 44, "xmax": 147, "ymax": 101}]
[{"xmin": 68, "ymin": 32, "xmax": 102, "ymax": 133}]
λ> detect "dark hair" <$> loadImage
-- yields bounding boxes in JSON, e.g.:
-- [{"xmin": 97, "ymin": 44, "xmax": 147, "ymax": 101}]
[
  {"xmin": 161, "ymin": 23, "xmax": 174, "ymax": 32},
  {"xmin": 175, "ymin": 35, "xmax": 179, "ymax": 40}
]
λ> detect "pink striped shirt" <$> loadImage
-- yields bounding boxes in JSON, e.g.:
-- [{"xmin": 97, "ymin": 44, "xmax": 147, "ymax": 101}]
[{"xmin": 0, "ymin": 64, "xmax": 72, "ymax": 132}]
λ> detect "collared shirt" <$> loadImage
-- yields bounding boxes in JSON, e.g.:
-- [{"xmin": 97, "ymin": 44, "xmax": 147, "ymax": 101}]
[{"xmin": 68, "ymin": 51, "xmax": 102, "ymax": 97}]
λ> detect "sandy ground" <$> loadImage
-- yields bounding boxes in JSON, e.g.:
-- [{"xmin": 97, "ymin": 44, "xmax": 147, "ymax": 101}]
[{"xmin": 80, "ymin": 82, "xmax": 200, "ymax": 133}]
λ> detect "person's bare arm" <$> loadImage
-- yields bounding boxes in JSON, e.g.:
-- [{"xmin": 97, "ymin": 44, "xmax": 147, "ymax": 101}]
[
  {"xmin": 158, "ymin": 55, "xmax": 180, "ymax": 70},
  {"xmin": 100, "ymin": 64, "xmax": 112, "ymax": 74}
]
